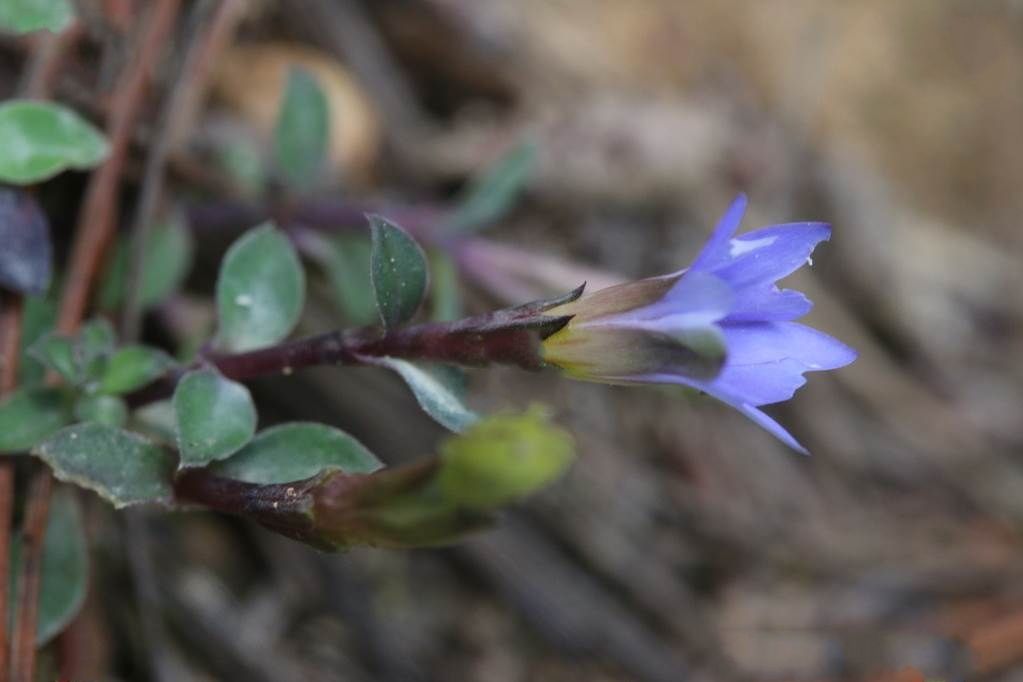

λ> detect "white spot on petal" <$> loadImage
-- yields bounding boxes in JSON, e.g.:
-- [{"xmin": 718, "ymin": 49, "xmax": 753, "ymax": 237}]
[
  {"xmin": 234, "ymin": 294, "xmax": 253, "ymax": 307},
  {"xmin": 729, "ymin": 235, "xmax": 777, "ymax": 257}
]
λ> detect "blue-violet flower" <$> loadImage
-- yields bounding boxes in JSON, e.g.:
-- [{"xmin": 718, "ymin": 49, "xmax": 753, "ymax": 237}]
[{"xmin": 542, "ymin": 194, "xmax": 856, "ymax": 454}]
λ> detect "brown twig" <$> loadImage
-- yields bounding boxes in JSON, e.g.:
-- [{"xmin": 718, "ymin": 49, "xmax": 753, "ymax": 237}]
[
  {"xmin": 126, "ymin": 286, "xmax": 579, "ymax": 407},
  {"xmin": 122, "ymin": 0, "xmax": 246, "ymax": 341},
  {"xmin": 18, "ymin": 21, "xmax": 84, "ymax": 100},
  {"xmin": 56, "ymin": 0, "xmax": 181, "ymax": 335},
  {"xmin": 9, "ymin": 472, "xmax": 51, "ymax": 682},
  {"xmin": 12, "ymin": 3, "xmax": 182, "ymax": 680},
  {"xmin": 0, "ymin": 293, "xmax": 23, "ymax": 682}
]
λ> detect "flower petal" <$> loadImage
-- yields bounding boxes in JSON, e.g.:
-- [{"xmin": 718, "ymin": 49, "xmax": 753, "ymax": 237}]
[
  {"xmin": 724, "ymin": 284, "xmax": 813, "ymax": 322},
  {"xmin": 629, "ymin": 371, "xmax": 810, "ymax": 454},
  {"xmin": 621, "ymin": 270, "xmax": 733, "ymax": 328},
  {"xmin": 710, "ymin": 222, "xmax": 831, "ymax": 288},
  {"xmin": 689, "ymin": 194, "xmax": 748, "ymax": 272},
  {"xmin": 731, "ymin": 401, "xmax": 809, "ymax": 455},
  {"xmin": 720, "ymin": 322, "xmax": 857, "ymax": 370},
  {"xmin": 708, "ymin": 359, "xmax": 809, "ymax": 406}
]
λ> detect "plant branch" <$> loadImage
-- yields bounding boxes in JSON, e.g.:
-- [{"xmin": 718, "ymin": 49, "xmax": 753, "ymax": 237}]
[
  {"xmin": 19, "ymin": 21, "xmax": 84, "ymax": 100},
  {"xmin": 128, "ymin": 288, "xmax": 581, "ymax": 406},
  {"xmin": 9, "ymin": 471, "xmax": 51, "ymax": 682},
  {"xmin": 56, "ymin": 0, "xmax": 182, "ymax": 335},
  {"xmin": 0, "ymin": 293, "xmax": 23, "ymax": 682},
  {"xmin": 0, "ymin": 293, "xmax": 21, "ymax": 392}
]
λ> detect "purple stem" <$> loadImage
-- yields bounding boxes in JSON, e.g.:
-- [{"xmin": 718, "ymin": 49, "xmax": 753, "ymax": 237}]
[
  {"xmin": 187, "ymin": 197, "xmax": 446, "ymax": 241},
  {"xmin": 127, "ymin": 294, "xmax": 577, "ymax": 406}
]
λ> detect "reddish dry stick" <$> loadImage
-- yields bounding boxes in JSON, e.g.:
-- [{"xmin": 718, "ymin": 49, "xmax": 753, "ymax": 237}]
[{"xmin": 0, "ymin": 293, "xmax": 24, "ymax": 682}]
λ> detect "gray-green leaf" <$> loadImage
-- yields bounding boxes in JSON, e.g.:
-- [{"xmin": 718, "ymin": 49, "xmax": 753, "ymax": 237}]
[
  {"xmin": 74, "ymin": 393, "xmax": 128, "ymax": 427},
  {"xmin": 18, "ymin": 293, "xmax": 57, "ymax": 386},
  {"xmin": 27, "ymin": 334, "xmax": 76, "ymax": 384},
  {"xmin": 448, "ymin": 141, "xmax": 536, "ymax": 233},
  {"xmin": 211, "ymin": 422, "xmax": 381, "ymax": 484},
  {"xmin": 8, "ymin": 489, "xmax": 87, "ymax": 646},
  {"xmin": 0, "ymin": 0, "xmax": 74, "ymax": 34},
  {"xmin": 323, "ymin": 233, "xmax": 377, "ymax": 325},
  {"xmin": 372, "ymin": 357, "xmax": 477, "ymax": 432},
  {"xmin": 34, "ymin": 423, "xmax": 175, "ymax": 507},
  {"xmin": 138, "ymin": 216, "xmax": 195, "ymax": 308},
  {"xmin": 215, "ymin": 223, "xmax": 305, "ymax": 352},
  {"xmin": 173, "ymin": 368, "xmax": 256, "ymax": 467},
  {"xmin": 98, "ymin": 345, "xmax": 176, "ymax": 395},
  {"xmin": 96, "ymin": 215, "xmax": 194, "ymax": 312},
  {"xmin": 0, "ymin": 387, "xmax": 71, "ymax": 453},
  {"xmin": 273, "ymin": 67, "xmax": 330, "ymax": 190},
  {"xmin": 77, "ymin": 318, "xmax": 115, "ymax": 368},
  {"xmin": 0, "ymin": 101, "xmax": 108, "ymax": 184},
  {"xmin": 29, "ymin": 317, "xmax": 115, "ymax": 387},
  {"xmin": 369, "ymin": 215, "xmax": 428, "ymax": 329}
]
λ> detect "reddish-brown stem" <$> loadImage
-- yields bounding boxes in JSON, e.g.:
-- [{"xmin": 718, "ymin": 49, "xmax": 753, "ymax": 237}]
[
  {"xmin": 0, "ymin": 293, "xmax": 24, "ymax": 682},
  {"xmin": 9, "ymin": 472, "xmax": 51, "ymax": 682},
  {"xmin": 56, "ymin": 0, "xmax": 182, "ymax": 335},
  {"xmin": 0, "ymin": 293, "xmax": 22, "ymax": 395},
  {"xmin": 19, "ymin": 21, "xmax": 83, "ymax": 100},
  {"xmin": 127, "ymin": 288, "xmax": 579, "ymax": 407}
]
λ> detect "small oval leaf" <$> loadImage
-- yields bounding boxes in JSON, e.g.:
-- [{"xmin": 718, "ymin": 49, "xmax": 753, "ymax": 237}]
[
  {"xmin": 317, "ymin": 233, "xmax": 377, "ymax": 325},
  {"xmin": 211, "ymin": 422, "xmax": 381, "ymax": 484},
  {"xmin": 273, "ymin": 67, "xmax": 330, "ymax": 189},
  {"xmin": 95, "ymin": 217, "xmax": 192, "ymax": 312},
  {"xmin": 449, "ymin": 141, "xmax": 536, "ymax": 233},
  {"xmin": 371, "ymin": 357, "xmax": 477, "ymax": 432},
  {"xmin": 0, "ymin": 0, "xmax": 74, "ymax": 34},
  {"xmin": 0, "ymin": 387, "xmax": 71, "ymax": 453},
  {"xmin": 173, "ymin": 368, "xmax": 257, "ymax": 467},
  {"xmin": 369, "ymin": 215, "xmax": 428, "ymax": 329},
  {"xmin": 27, "ymin": 334, "xmax": 77, "ymax": 384},
  {"xmin": 0, "ymin": 101, "xmax": 108, "ymax": 184},
  {"xmin": 0, "ymin": 188, "xmax": 51, "ymax": 294},
  {"xmin": 139, "ymin": 215, "xmax": 195, "ymax": 309},
  {"xmin": 215, "ymin": 223, "xmax": 305, "ymax": 352},
  {"xmin": 74, "ymin": 393, "xmax": 128, "ymax": 427},
  {"xmin": 34, "ymin": 423, "xmax": 175, "ymax": 507},
  {"xmin": 18, "ymin": 293, "xmax": 57, "ymax": 386},
  {"xmin": 98, "ymin": 345, "xmax": 176, "ymax": 395}
]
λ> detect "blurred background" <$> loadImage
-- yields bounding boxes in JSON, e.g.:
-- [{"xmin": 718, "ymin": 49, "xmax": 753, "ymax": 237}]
[{"xmin": 8, "ymin": 0, "xmax": 1023, "ymax": 680}]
